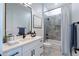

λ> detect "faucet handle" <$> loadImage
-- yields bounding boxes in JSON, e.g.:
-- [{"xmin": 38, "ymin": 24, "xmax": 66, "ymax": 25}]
[{"xmin": 0, "ymin": 54, "xmax": 2, "ymax": 56}]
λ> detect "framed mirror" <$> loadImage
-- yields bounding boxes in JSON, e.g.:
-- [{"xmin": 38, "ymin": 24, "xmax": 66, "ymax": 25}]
[
  {"xmin": 33, "ymin": 15, "xmax": 42, "ymax": 28},
  {"xmin": 4, "ymin": 3, "xmax": 32, "ymax": 43}
]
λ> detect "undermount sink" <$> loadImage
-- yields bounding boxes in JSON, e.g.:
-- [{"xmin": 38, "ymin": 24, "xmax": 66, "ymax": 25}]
[
  {"xmin": 19, "ymin": 36, "xmax": 32, "ymax": 42},
  {"xmin": 7, "ymin": 36, "xmax": 33, "ymax": 45},
  {"xmin": 7, "ymin": 40, "xmax": 19, "ymax": 45},
  {"xmin": 19, "ymin": 38, "xmax": 32, "ymax": 42},
  {"xmin": 19, "ymin": 39, "xmax": 27, "ymax": 42}
]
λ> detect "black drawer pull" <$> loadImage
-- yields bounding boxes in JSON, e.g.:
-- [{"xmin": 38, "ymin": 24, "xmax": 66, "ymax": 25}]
[
  {"xmin": 40, "ymin": 40, "xmax": 42, "ymax": 42},
  {"xmin": 10, "ymin": 52, "xmax": 19, "ymax": 56},
  {"xmin": 0, "ymin": 54, "xmax": 2, "ymax": 56},
  {"xmin": 31, "ymin": 49, "xmax": 35, "ymax": 56},
  {"xmin": 40, "ymin": 46, "xmax": 43, "ymax": 48},
  {"xmin": 40, "ymin": 53, "xmax": 42, "ymax": 56},
  {"xmin": 31, "ymin": 50, "xmax": 33, "ymax": 56}
]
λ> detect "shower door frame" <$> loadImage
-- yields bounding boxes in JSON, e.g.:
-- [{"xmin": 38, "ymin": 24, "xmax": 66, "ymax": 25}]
[
  {"xmin": 43, "ymin": 3, "xmax": 72, "ymax": 56},
  {"xmin": 44, "ymin": 8, "xmax": 61, "ymax": 41}
]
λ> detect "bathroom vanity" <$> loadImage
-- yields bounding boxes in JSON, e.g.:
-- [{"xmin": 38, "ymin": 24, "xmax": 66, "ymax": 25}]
[
  {"xmin": 3, "ymin": 36, "xmax": 43, "ymax": 56},
  {"xmin": 3, "ymin": 3, "xmax": 43, "ymax": 56}
]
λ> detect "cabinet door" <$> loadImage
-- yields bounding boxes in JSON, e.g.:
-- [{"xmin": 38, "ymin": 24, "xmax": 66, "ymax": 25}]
[
  {"xmin": 23, "ymin": 49, "xmax": 31, "ymax": 56},
  {"xmin": 3, "ymin": 47, "xmax": 22, "ymax": 56},
  {"xmin": 0, "ymin": 3, "xmax": 4, "ymax": 56},
  {"xmin": 22, "ymin": 44, "xmax": 32, "ymax": 56},
  {"xmin": 9, "ymin": 48, "xmax": 22, "ymax": 56},
  {"xmin": 22, "ymin": 38, "xmax": 43, "ymax": 56},
  {"xmin": 23, "ymin": 47, "xmax": 36, "ymax": 56},
  {"xmin": 35, "ymin": 44, "xmax": 43, "ymax": 56}
]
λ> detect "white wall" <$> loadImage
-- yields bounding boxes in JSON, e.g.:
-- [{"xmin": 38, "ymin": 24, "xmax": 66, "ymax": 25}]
[
  {"xmin": 72, "ymin": 3, "xmax": 79, "ymax": 23},
  {"xmin": 0, "ymin": 3, "xmax": 4, "ymax": 55},
  {"xmin": 32, "ymin": 4, "xmax": 44, "ymax": 37}
]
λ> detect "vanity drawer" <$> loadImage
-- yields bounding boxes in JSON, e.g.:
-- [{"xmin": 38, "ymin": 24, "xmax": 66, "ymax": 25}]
[{"xmin": 3, "ymin": 47, "xmax": 22, "ymax": 56}]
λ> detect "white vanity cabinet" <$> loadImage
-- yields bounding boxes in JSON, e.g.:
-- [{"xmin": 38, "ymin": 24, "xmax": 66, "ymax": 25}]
[
  {"xmin": 34, "ymin": 39, "xmax": 43, "ymax": 56},
  {"xmin": 35, "ymin": 44, "xmax": 43, "ymax": 56},
  {"xmin": 3, "ymin": 36, "xmax": 43, "ymax": 56},
  {"xmin": 22, "ymin": 38, "xmax": 43, "ymax": 56}
]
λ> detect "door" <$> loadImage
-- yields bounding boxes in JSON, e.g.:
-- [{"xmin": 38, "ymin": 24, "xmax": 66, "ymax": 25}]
[{"xmin": 0, "ymin": 3, "xmax": 4, "ymax": 56}]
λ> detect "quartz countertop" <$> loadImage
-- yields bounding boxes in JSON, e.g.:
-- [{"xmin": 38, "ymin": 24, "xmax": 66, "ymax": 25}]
[{"xmin": 3, "ymin": 35, "xmax": 42, "ymax": 52}]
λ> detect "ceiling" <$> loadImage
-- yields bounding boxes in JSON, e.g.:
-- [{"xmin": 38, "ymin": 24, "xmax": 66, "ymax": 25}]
[
  {"xmin": 30, "ymin": 3, "xmax": 63, "ymax": 13},
  {"xmin": 30, "ymin": 3, "xmax": 42, "ymax": 13},
  {"xmin": 30, "ymin": 3, "xmax": 63, "ymax": 16}
]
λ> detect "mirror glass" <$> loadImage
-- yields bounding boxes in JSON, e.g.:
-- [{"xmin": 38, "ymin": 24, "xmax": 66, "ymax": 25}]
[{"xmin": 6, "ymin": 3, "xmax": 32, "ymax": 36}]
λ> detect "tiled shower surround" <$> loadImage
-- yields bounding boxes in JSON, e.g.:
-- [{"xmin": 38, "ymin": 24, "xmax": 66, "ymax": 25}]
[{"xmin": 44, "ymin": 14, "xmax": 61, "ymax": 41}]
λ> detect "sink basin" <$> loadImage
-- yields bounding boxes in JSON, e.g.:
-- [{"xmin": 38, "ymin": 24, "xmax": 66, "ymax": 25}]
[
  {"xmin": 19, "ymin": 39, "xmax": 27, "ymax": 42},
  {"xmin": 7, "ymin": 41, "xmax": 19, "ymax": 45},
  {"xmin": 19, "ymin": 39, "xmax": 32, "ymax": 42},
  {"xmin": 19, "ymin": 36, "xmax": 32, "ymax": 42}
]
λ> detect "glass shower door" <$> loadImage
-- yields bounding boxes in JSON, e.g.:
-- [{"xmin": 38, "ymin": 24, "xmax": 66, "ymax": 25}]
[{"xmin": 44, "ymin": 8, "xmax": 61, "ymax": 41}]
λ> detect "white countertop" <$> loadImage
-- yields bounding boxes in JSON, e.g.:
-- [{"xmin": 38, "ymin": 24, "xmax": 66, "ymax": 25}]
[{"xmin": 3, "ymin": 35, "xmax": 42, "ymax": 52}]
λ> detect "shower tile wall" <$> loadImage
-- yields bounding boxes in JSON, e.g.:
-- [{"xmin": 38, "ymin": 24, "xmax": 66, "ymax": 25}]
[{"xmin": 45, "ymin": 14, "xmax": 61, "ymax": 41}]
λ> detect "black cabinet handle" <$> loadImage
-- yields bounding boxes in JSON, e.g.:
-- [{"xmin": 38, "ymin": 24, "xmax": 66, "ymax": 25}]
[
  {"xmin": 33, "ymin": 49, "xmax": 35, "ymax": 55},
  {"xmin": 0, "ymin": 54, "xmax": 2, "ymax": 56},
  {"xmin": 31, "ymin": 50, "xmax": 33, "ymax": 56},
  {"xmin": 40, "ymin": 53, "xmax": 42, "ymax": 56},
  {"xmin": 40, "ymin": 40, "xmax": 42, "ymax": 42},
  {"xmin": 31, "ymin": 49, "xmax": 35, "ymax": 56},
  {"xmin": 10, "ymin": 52, "xmax": 19, "ymax": 56},
  {"xmin": 40, "ymin": 46, "xmax": 43, "ymax": 48}
]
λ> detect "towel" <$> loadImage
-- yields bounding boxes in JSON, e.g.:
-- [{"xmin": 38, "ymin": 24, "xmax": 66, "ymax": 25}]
[
  {"xmin": 77, "ymin": 24, "xmax": 79, "ymax": 49},
  {"xmin": 18, "ymin": 27, "xmax": 25, "ymax": 35},
  {"xmin": 70, "ymin": 23, "xmax": 77, "ymax": 55}
]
